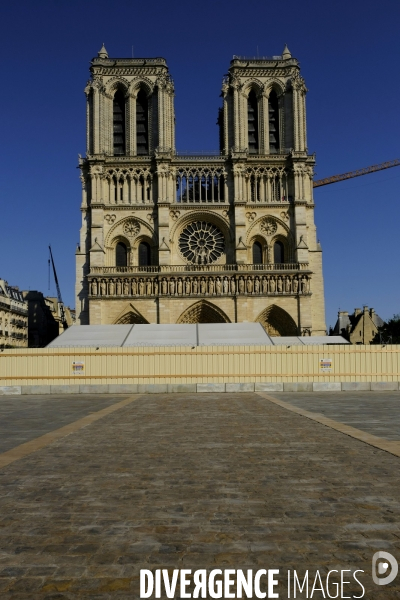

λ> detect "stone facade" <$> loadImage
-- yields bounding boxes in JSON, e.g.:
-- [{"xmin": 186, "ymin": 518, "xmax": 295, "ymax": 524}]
[
  {"xmin": 22, "ymin": 291, "xmax": 76, "ymax": 347},
  {"xmin": 76, "ymin": 45, "xmax": 326, "ymax": 335},
  {"xmin": 332, "ymin": 306, "xmax": 384, "ymax": 344},
  {"xmin": 0, "ymin": 280, "xmax": 28, "ymax": 348}
]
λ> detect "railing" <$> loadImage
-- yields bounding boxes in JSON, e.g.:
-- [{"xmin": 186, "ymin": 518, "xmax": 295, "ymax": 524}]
[
  {"xmin": 90, "ymin": 263, "xmax": 309, "ymax": 275},
  {"xmin": 175, "ymin": 151, "xmax": 223, "ymax": 156},
  {"xmin": 232, "ymin": 55, "xmax": 283, "ymax": 60}
]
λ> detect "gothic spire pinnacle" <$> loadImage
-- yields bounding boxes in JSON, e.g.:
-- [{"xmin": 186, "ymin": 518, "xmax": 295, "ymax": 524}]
[
  {"xmin": 98, "ymin": 43, "xmax": 108, "ymax": 59},
  {"xmin": 282, "ymin": 44, "xmax": 291, "ymax": 60}
]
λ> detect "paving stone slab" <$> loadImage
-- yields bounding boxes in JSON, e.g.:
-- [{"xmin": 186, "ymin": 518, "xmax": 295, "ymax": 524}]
[
  {"xmin": 371, "ymin": 382, "xmax": 399, "ymax": 391},
  {"xmin": 79, "ymin": 384, "xmax": 110, "ymax": 394},
  {"xmin": 137, "ymin": 384, "xmax": 168, "ymax": 394},
  {"xmin": 283, "ymin": 382, "xmax": 313, "ymax": 392},
  {"xmin": 312, "ymin": 382, "xmax": 342, "ymax": 392},
  {"xmin": 341, "ymin": 382, "xmax": 371, "ymax": 391},
  {"xmin": 0, "ymin": 386, "xmax": 21, "ymax": 395},
  {"xmin": 167, "ymin": 384, "xmax": 197, "ymax": 393},
  {"xmin": 255, "ymin": 382, "xmax": 284, "ymax": 392},
  {"xmin": 50, "ymin": 385, "xmax": 80, "ymax": 394},
  {"xmin": 196, "ymin": 383, "xmax": 225, "ymax": 392},
  {"xmin": 21, "ymin": 385, "xmax": 51, "ymax": 395},
  {"xmin": 225, "ymin": 383, "xmax": 255, "ymax": 392},
  {"xmin": 108, "ymin": 384, "xmax": 139, "ymax": 393}
]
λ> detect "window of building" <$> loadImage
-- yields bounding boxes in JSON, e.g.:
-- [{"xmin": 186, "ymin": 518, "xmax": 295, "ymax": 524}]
[
  {"xmin": 116, "ymin": 242, "xmax": 128, "ymax": 267},
  {"xmin": 113, "ymin": 90, "xmax": 126, "ymax": 155},
  {"xmin": 252, "ymin": 241, "xmax": 263, "ymax": 264},
  {"xmin": 136, "ymin": 90, "xmax": 149, "ymax": 155},
  {"xmin": 247, "ymin": 90, "xmax": 258, "ymax": 153},
  {"xmin": 138, "ymin": 241, "xmax": 151, "ymax": 266},
  {"xmin": 274, "ymin": 241, "xmax": 284, "ymax": 264},
  {"xmin": 268, "ymin": 90, "xmax": 280, "ymax": 153}
]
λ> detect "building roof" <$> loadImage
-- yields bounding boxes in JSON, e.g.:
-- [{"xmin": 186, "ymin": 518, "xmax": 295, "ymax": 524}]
[{"xmin": 47, "ymin": 324, "xmax": 349, "ymax": 348}]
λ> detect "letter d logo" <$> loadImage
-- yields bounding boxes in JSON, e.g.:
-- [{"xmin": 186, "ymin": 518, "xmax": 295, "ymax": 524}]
[{"xmin": 372, "ymin": 551, "xmax": 398, "ymax": 585}]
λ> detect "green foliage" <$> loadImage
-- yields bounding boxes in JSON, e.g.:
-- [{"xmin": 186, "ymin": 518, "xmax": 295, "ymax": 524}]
[{"xmin": 372, "ymin": 314, "xmax": 400, "ymax": 344}]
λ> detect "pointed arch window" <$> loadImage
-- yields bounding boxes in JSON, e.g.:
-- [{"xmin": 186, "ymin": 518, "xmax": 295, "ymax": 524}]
[
  {"xmin": 274, "ymin": 241, "xmax": 284, "ymax": 264},
  {"xmin": 253, "ymin": 241, "xmax": 263, "ymax": 264},
  {"xmin": 113, "ymin": 90, "xmax": 126, "ymax": 155},
  {"xmin": 268, "ymin": 90, "xmax": 280, "ymax": 153},
  {"xmin": 116, "ymin": 242, "xmax": 128, "ymax": 267},
  {"xmin": 247, "ymin": 90, "xmax": 259, "ymax": 153},
  {"xmin": 136, "ymin": 90, "xmax": 149, "ymax": 155},
  {"xmin": 138, "ymin": 241, "xmax": 151, "ymax": 266}
]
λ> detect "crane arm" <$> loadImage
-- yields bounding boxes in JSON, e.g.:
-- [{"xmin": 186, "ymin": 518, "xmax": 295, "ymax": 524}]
[
  {"xmin": 313, "ymin": 158, "xmax": 400, "ymax": 188},
  {"xmin": 49, "ymin": 246, "xmax": 68, "ymax": 330}
]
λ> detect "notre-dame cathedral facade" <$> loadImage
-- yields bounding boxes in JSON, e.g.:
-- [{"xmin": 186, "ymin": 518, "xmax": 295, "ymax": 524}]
[{"xmin": 75, "ymin": 44, "xmax": 326, "ymax": 335}]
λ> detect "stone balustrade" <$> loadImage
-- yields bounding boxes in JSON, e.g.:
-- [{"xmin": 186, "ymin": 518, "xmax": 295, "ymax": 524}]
[{"xmin": 90, "ymin": 263, "xmax": 309, "ymax": 275}]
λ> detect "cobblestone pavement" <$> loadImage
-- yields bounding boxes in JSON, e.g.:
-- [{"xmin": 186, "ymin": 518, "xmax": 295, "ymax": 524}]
[
  {"xmin": 0, "ymin": 392, "xmax": 399, "ymax": 599},
  {"xmin": 271, "ymin": 392, "xmax": 400, "ymax": 441},
  {"xmin": 0, "ymin": 395, "xmax": 127, "ymax": 453}
]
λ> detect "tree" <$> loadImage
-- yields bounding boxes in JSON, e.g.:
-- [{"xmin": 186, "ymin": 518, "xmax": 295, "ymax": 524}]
[{"xmin": 372, "ymin": 314, "xmax": 400, "ymax": 344}]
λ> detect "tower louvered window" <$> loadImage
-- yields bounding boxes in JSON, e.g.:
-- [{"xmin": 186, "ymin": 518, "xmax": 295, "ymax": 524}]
[
  {"xmin": 113, "ymin": 90, "xmax": 126, "ymax": 155},
  {"xmin": 116, "ymin": 242, "xmax": 127, "ymax": 267},
  {"xmin": 136, "ymin": 91, "xmax": 149, "ymax": 155},
  {"xmin": 139, "ymin": 242, "xmax": 151, "ymax": 266},
  {"xmin": 247, "ymin": 90, "xmax": 258, "ymax": 153},
  {"xmin": 274, "ymin": 241, "xmax": 284, "ymax": 264},
  {"xmin": 253, "ymin": 241, "xmax": 263, "ymax": 264},
  {"xmin": 268, "ymin": 90, "xmax": 280, "ymax": 153}
]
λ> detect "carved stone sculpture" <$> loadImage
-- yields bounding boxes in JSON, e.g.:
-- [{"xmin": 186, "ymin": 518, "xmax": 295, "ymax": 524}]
[{"xmin": 269, "ymin": 277, "xmax": 276, "ymax": 293}]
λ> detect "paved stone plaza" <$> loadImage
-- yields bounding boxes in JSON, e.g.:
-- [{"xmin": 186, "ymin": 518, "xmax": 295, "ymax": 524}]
[{"xmin": 0, "ymin": 392, "xmax": 399, "ymax": 599}]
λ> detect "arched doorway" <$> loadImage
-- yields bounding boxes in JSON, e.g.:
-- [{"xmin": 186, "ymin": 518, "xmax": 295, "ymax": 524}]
[
  {"xmin": 177, "ymin": 300, "xmax": 230, "ymax": 324},
  {"xmin": 256, "ymin": 305, "xmax": 298, "ymax": 336},
  {"xmin": 114, "ymin": 304, "xmax": 149, "ymax": 325}
]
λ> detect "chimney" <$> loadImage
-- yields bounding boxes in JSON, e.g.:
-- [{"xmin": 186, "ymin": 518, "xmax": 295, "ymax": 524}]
[{"xmin": 354, "ymin": 308, "xmax": 361, "ymax": 317}]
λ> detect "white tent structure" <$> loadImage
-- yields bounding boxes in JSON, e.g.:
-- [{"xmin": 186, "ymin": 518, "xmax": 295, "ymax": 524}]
[{"xmin": 47, "ymin": 324, "xmax": 349, "ymax": 348}]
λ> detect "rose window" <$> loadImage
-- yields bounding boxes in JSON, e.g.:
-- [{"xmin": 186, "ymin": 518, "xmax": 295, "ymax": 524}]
[
  {"xmin": 260, "ymin": 217, "xmax": 277, "ymax": 235},
  {"xmin": 123, "ymin": 219, "xmax": 140, "ymax": 237},
  {"xmin": 179, "ymin": 221, "xmax": 224, "ymax": 265}
]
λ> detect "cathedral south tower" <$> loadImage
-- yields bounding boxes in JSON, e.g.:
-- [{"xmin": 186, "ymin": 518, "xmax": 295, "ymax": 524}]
[{"xmin": 75, "ymin": 44, "xmax": 326, "ymax": 335}]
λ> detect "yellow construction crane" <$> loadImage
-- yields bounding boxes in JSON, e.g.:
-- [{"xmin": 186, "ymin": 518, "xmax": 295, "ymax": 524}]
[{"xmin": 313, "ymin": 158, "xmax": 400, "ymax": 188}]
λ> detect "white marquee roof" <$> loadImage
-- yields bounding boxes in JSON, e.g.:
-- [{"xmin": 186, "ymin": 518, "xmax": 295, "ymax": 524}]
[{"xmin": 47, "ymin": 324, "xmax": 349, "ymax": 348}]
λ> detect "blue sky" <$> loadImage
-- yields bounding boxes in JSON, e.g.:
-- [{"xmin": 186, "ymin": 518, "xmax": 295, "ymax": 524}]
[{"xmin": 0, "ymin": 0, "xmax": 399, "ymax": 328}]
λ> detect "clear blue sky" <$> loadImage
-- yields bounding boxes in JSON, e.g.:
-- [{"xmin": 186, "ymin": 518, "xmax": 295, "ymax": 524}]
[{"xmin": 1, "ymin": 0, "xmax": 399, "ymax": 328}]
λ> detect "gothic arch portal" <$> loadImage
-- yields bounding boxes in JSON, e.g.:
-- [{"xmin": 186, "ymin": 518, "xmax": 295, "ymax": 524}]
[
  {"xmin": 177, "ymin": 300, "xmax": 230, "ymax": 324},
  {"xmin": 256, "ymin": 304, "xmax": 298, "ymax": 336},
  {"xmin": 113, "ymin": 304, "xmax": 149, "ymax": 325}
]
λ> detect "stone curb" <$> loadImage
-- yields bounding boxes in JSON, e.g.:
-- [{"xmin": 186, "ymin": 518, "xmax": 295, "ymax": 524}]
[{"xmin": 0, "ymin": 382, "xmax": 399, "ymax": 395}]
